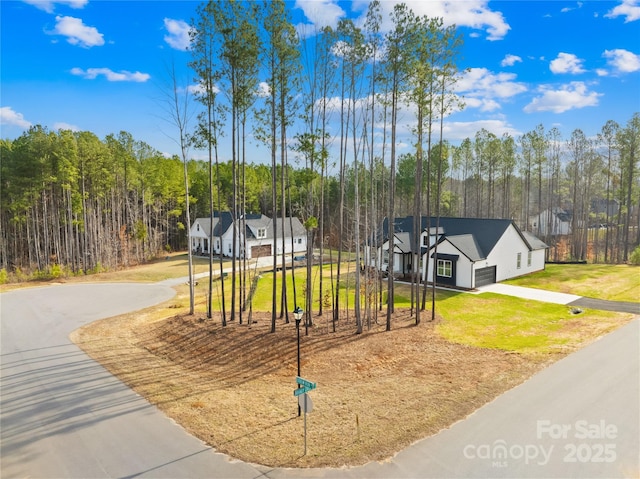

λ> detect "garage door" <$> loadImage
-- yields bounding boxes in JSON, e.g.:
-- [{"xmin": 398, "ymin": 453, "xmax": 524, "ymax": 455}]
[
  {"xmin": 251, "ymin": 244, "xmax": 272, "ymax": 258},
  {"xmin": 475, "ymin": 266, "xmax": 496, "ymax": 287}
]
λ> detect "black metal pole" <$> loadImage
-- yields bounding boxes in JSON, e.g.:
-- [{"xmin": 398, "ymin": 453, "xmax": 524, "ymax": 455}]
[{"xmin": 296, "ymin": 317, "xmax": 301, "ymax": 417}]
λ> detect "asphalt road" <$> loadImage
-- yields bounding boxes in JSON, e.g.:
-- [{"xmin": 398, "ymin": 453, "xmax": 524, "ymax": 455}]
[
  {"xmin": 0, "ymin": 284, "xmax": 263, "ymax": 479},
  {"xmin": 1, "ymin": 283, "xmax": 638, "ymax": 478}
]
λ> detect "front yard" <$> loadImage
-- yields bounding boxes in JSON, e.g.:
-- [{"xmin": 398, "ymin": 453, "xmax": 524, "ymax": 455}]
[{"xmin": 70, "ymin": 261, "xmax": 636, "ymax": 468}]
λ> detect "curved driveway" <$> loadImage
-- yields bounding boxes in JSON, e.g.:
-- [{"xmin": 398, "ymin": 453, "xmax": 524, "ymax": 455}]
[{"xmin": 1, "ymin": 283, "xmax": 638, "ymax": 478}]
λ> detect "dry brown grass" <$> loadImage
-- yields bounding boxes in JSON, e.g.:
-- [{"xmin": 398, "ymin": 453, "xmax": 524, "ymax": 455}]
[{"xmin": 72, "ymin": 300, "xmax": 549, "ymax": 468}]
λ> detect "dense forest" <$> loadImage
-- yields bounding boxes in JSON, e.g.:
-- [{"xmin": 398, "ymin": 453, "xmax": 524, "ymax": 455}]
[{"xmin": 1, "ymin": 1, "xmax": 638, "ymax": 329}]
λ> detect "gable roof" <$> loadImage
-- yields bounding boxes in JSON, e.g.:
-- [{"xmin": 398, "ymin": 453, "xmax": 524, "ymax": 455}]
[
  {"xmin": 244, "ymin": 215, "xmax": 272, "ymax": 239},
  {"xmin": 194, "ymin": 214, "xmax": 306, "ymax": 240},
  {"xmin": 443, "ymin": 234, "xmax": 484, "ymax": 261},
  {"xmin": 521, "ymin": 231, "xmax": 548, "ymax": 250},
  {"xmin": 273, "ymin": 217, "xmax": 306, "ymax": 238},
  {"xmin": 393, "ymin": 232, "xmax": 412, "ymax": 253},
  {"xmin": 193, "ymin": 212, "xmax": 235, "ymax": 237},
  {"xmin": 383, "ymin": 216, "xmax": 547, "ymax": 257},
  {"xmin": 385, "ymin": 216, "xmax": 515, "ymax": 258}
]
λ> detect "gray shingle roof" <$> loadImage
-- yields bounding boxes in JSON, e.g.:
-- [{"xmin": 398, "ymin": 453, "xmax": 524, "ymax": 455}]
[
  {"xmin": 383, "ymin": 216, "xmax": 547, "ymax": 257},
  {"xmin": 522, "ymin": 231, "xmax": 548, "ymax": 250},
  {"xmin": 444, "ymin": 234, "xmax": 484, "ymax": 261},
  {"xmin": 194, "ymin": 214, "xmax": 305, "ymax": 240}
]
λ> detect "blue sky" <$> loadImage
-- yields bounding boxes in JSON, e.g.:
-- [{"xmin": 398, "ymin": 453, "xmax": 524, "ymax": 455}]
[{"xmin": 1, "ymin": 0, "xmax": 639, "ymax": 164}]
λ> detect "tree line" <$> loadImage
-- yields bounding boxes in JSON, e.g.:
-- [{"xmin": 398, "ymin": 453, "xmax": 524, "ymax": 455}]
[{"xmin": 1, "ymin": 0, "xmax": 638, "ymax": 333}]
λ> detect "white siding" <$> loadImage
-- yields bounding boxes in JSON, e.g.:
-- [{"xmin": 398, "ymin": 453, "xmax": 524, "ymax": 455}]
[
  {"xmin": 423, "ymin": 240, "xmax": 474, "ymax": 289},
  {"xmin": 530, "ymin": 210, "xmax": 571, "ymax": 236},
  {"xmin": 488, "ymin": 225, "xmax": 542, "ymax": 281},
  {"xmin": 190, "ymin": 220, "xmax": 210, "ymax": 253},
  {"xmin": 229, "ymin": 233, "xmax": 307, "ymax": 259}
]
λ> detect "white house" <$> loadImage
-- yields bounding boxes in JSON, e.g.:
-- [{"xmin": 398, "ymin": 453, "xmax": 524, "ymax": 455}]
[
  {"xmin": 369, "ymin": 216, "xmax": 547, "ymax": 289},
  {"xmin": 529, "ymin": 208, "xmax": 572, "ymax": 236},
  {"xmin": 190, "ymin": 213, "xmax": 307, "ymax": 260}
]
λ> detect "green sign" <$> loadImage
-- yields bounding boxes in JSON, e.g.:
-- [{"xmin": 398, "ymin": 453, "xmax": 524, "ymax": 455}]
[
  {"xmin": 296, "ymin": 376, "xmax": 316, "ymax": 389},
  {"xmin": 294, "ymin": 376, "xmax": 317, "ymax": 396}
]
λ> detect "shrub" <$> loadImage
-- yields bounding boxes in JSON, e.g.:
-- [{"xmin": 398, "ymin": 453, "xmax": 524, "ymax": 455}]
[
  {"xmin": 0, "ymin": 268, "xmax": 7, "ymax": 285},
  {"xmin": 629, "ymin": 245, "xmax": 640, "ymax": 265},
  {"xmin": 50, "ymin": 264, "xmax": 64, "ymax": 279}
]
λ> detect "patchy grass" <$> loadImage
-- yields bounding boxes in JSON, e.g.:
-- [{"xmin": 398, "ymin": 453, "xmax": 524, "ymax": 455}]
[
  {"xmin": 73, "ymin": 306, "xmax": 544, "ymax": 468},
  {"xmin": 0, "ymin": 253, "xmax": 225, "ymax": 292},
  {"xmin": 72, "ymin": 278, "xmax": 635, "ymax": 468},
  {"xmin": 504, "ymin": 263, "xmax": 640, "ymax": 302}
]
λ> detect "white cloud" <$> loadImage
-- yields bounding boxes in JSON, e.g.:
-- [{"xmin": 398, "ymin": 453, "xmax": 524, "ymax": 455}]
[
  {"xmin": 443, "ymin": 119, "xmax": 520, "ymax": 141},
  {"xmin": 71, "ymin": 67, "xmax": 150, "ymax": 82},
  {"xmin": 0, "ymin": 106, "xmax": 32, "ymax": 129},
  {"xmin": 561, "ymin": 2, "xmax": 583, "ymax": 14},
  {"xmin": 524, "ymin": 82, "xmax": 601, "ymax": 113},
  {"xmin": 257, "ymin": 82, "xmax": 271, "ymax": 98},
  {"xmin": 462, "ymin": 97, "xmax": 502, "ymax": 112},
  {"xmin": 295, "ymin": 0, "xmax": 345, "ymax": 36},
  {"xmin": 164, "ymin": 18, "xmax": 192, "ymax": 51},
  {"xmin": 603, "ymin": 48, "xmax": 640, "ymax": 73},
  {"xmin": 22, "ymin": 0, "xmax": 87, "ymax": 14},
  {"xmin": 187, "ymin": 82, "xmax": 220, "ymax": 95},
  {"xmin": 51, "ymin": 15, "xmax": 104, "ymax": 48},
  {"xmin": 501, "ymin": 54, "xmax": 522, "ymax": 67},
  {"xmin": 605, "ymin": 0, "xmax": 640, "ymax": 22},
  {"xmin": 53, "ymin": 122, "xmax": 80, "ymax": 132},
  {"xmin": 549, "ymin": 52, "xmax": 586, "ymax": 74},
  {"xmin": 456, "ymin": 68, "xmax": 528, "ymax": 106},
  {"xmin": 349, "ymin": 0, "xmax": 510, "ymax": 41}
]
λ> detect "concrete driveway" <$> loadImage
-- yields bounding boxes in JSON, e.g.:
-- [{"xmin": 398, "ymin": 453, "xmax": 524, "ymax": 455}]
[
  {"xmin": 476, "ymin": 283, "xmax": 640, "ymax": 314},
  {"xmin": 475, "ymin": 283, "xmax": 582, "ymax": 304}
]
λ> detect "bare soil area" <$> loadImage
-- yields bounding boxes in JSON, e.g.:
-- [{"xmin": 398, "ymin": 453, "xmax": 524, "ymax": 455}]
[{"xmin": 72, "ymin": 305, "xmax": 550, "ymax": 468}]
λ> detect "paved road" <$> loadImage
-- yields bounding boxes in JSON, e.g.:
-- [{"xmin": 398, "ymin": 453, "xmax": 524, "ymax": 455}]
[
  {"xmin": 1, "ymin": 283, "xmax": 638, "ymax": 478},
  {"xmin": 274, "ymin": 318, "xmax": 638, "ymax": 479},
  {"xmin": 0, "ymin": 284, "xmax": 264, "ymax": 479}
]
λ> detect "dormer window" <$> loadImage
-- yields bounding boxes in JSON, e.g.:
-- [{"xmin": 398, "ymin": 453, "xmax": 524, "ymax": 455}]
[{"xmin": 257, "ymin": 227, "xmax": 267, "ymax": 239}]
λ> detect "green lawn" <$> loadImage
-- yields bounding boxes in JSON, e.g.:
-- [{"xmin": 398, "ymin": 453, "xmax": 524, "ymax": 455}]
[
  {"xmin": 433, "ymin": 290, "xmax": 631, "ymax": 355},
  {"xmin": 9, "ymin": 255, "xmax": 633, "ymax": 357},
  {"xmin": 504, "ymin": 264, "xmax": 639, "ymax": 302}
]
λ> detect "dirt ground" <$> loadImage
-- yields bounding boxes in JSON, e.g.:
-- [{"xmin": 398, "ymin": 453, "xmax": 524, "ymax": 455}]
[{"xmin": 72, "ymin": 306, "xmax": 550, "ymax": 468}]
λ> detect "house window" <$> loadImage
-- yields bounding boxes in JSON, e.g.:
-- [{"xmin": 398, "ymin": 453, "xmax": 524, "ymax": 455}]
[
  {"xmin": 297, "ymin": 238, "xmax": 303, "ymax": 244},
  {"xmin": 257, "ymin": 228, "xmax": 267, "ymax": 239},
  {"xmin": 437, "ymin": 259, "xmax": 452, "ymax": 278},
  {"xmin": 527, "ymin": 251, "xmax": 532, "ymax": 267},
  {"xmin": 517, "ymin": 252, "xmax": 522, "ymax": 269},
  {"xmin": 228, "ymin": 243, "xmax": 232, "ymax": 253},
  {"xmin": 383, "ymin": 250, "xmax": 389, "ymax": 264},
  {"xmin": 197, "ymin": 224, "xmax": 200, "ymax": 231},
  {"xmin": 423, "ymin": 235, "xmax": 429, "ymax": 246}
]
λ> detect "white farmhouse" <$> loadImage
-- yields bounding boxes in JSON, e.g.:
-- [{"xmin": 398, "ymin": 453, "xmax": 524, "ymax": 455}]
[
  {"xmin": 190, "ymin": 213, "xmax": 307, "ymax": 260},
  {"xmin": 368, "ymin": 216, "xmax": 547, "ymax": 289},
  {"xmin": 529, "ymin": 208, "xmax": 573, "ymax": 236}
]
